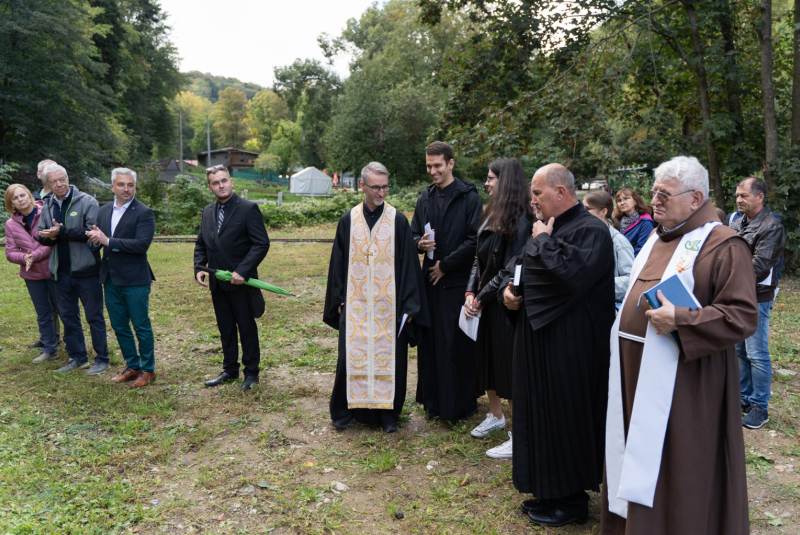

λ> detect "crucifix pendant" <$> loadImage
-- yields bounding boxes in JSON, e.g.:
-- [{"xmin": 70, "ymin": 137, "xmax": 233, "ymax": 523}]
[{"xmin": 364, "ymin": 249, "xmax": 375, "ymax": 267}]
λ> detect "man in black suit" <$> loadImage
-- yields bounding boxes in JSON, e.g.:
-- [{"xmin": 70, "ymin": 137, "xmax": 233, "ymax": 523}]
[
  {"xmin": 194, "ymin": 165, "xmax": 270, "ymax": 391},
  {"xmin": 86, "ymin": 168, "xmax": 157, "ymax": 388}
]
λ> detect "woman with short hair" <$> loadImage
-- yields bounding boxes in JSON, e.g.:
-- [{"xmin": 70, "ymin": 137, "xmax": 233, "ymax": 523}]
[
  {"xmin": 614, "ymin": 188, "xmax": 655, "ymax": 256},
  {"xmin": 583, "ymin": 191, "xmax": 634, "ymax": 308},
  {"xmin": 4, "ymin": 184, "xmax": 59, "ymax": 362},
  {"xmin": 464, "ymin": 157, "xmax": 533, "ymax": 459}
]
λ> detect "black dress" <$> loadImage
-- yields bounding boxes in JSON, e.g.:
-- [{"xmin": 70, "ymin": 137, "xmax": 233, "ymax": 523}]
[{"xmin": 465, "ymin": 217, "xmax": 531, "ymax": 399}]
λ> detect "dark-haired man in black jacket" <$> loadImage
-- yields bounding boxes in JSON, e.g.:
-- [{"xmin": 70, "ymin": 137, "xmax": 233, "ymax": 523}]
[
  {"xmin": 194, "ymin": 166, "xmax": 270, "ymax": 391},
  {"xmin": 411, "ymin": 141, "xmax": 483, "ymax": 421}
]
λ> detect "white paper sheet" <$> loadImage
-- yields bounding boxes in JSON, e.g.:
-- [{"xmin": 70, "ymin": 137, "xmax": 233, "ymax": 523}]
[
  {"xmin": 458, "ymin": 306, "xmax": 481, "ymax": 341},
  {"xmin": 513, "ymin": 264, "xmax": 522, "ymax": 287},
  {"xmin": 398, "ymin": 314, "xmax": 409, "ymax": 336},
  {"xmin": 760, "ymin": 267, "xmax": 773, "ymax": 286},
  {"xmin": 424, "ymin": 223, "xmax": 435, "ymax": 260}
]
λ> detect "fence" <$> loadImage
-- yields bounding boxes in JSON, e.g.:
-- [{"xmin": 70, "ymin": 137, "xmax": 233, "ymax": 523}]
[{"xmin": 231, "ymin": 169, "xmax": 289, "ymax": 188}]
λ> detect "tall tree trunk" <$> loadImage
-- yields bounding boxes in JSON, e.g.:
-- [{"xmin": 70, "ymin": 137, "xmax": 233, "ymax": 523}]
[
  {"xmin": 792, "ymin": 0, "xmax": 800, "ymax": 148},
  {"xmin": 683, "ymin": 1, "xmax": 725, "ymax": 207},
  {"xmin": 718, "ymin": 0, "xmax": 747, "ymax": 171},
  {"xmin": 757, "ymin": 0, "xmax": 778, "ymax": 188}
]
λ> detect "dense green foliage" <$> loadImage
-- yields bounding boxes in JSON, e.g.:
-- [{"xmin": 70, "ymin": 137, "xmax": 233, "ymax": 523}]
[
  {"xmin": 259, "ymin": 189, "xmax": 420, "ymax": 229},
  {"xmin": 0, "ymin": 0, "xmax": 182, "ymax": 173},
  {"xmin": 187, "ymin": 71, "xmax": 264, "ymax": 102}
]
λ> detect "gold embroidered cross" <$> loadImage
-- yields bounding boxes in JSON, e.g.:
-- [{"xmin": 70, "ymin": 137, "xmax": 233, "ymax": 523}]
[{"xmin": 364, "ymin": 249, "xmax": 376, "ymax": 267}]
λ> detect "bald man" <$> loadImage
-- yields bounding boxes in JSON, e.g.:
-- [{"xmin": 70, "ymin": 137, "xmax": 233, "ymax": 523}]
[{"xmin": 500, "ymin": 163, "xmax": 616, "ymax": 527}]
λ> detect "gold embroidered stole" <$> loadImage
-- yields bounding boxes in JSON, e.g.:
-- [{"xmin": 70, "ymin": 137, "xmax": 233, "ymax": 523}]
[{"xmin": 345, "ymin": 203, "xmax": 397, "ymax": 409}]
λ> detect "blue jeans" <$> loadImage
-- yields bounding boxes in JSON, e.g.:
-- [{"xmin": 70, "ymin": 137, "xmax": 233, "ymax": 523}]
[
  {"xmin": 54, "ymin": 272, "xmax": 108, "ymax": 366},
  {"xmin": 104, "ymin": 280, "xmax": 155, "ymax": 372},
  {"xmin": 24, "ymin": 279, "xmax": 59, "ymax": 354},
  {"xmin": 737, "ymin": 300, "xmax": 773, "ymax": 411}
]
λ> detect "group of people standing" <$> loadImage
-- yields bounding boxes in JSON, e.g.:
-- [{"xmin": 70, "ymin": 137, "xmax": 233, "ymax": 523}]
[
  {"xmin": 5, "ymin": 161, "xmax": 157, "ymax": 386},
  {"xmin": 323, "ymin": 143, "xmax": 783, "ymax": 533}
]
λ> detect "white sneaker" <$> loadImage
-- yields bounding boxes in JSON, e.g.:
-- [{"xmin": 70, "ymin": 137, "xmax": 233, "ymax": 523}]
[
  {"xmin": 486, "ymin": 432, "xmax": 513, "ymax": 459},
  {"xmin": 470, "ymin": 413, "xmax": 506, "ymax": 438}
]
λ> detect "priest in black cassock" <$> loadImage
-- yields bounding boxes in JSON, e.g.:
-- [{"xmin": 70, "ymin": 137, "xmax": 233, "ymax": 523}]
[
  {"xmin": 411, "ymin": 141, "xmax": 483, "ymax": 421},
  {"xmin": 323, "ymin": 162, "xmax": 429, "ymax": 433},
  {"xmin": 500, "ymin": 163, "xmax": 616, "ymax": 527}
]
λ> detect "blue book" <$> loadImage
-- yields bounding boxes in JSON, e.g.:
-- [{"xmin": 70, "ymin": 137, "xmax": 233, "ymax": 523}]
[{"xmin": 640, "ymin": 274, "xmax": 702, "ymax": 342}]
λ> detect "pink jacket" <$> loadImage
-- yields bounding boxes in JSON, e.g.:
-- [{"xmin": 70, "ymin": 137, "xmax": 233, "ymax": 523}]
[{"xmin": 5, "ymin": 200, "xmax": 52, "ymax": 280}]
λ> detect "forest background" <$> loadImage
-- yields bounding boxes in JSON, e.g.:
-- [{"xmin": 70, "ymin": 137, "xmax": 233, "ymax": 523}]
[{"xmin": 3, "ymin": 0, "xmax": 800, "ymax": 266}]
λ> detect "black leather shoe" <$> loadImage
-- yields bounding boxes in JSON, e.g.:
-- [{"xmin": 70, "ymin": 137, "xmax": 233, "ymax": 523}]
[
  {"xmin": 205, "ymin": 372, "xmax": 236, "ymax": 387},
  {"xmin": 28, "ymin": 340, "xmax": 44, "ymax": 349},
  {"xmin": 527, "ymin": 505, "xmax": 587, "ymax": 527},
  {"xmin": 381, "ymin": 421, "xmax": 398, "ymax": 433},
  {"xmin": 519, "ymin": 498, "xmax": 545, "ymax": 514},
  {"xmin": 241, "ymin": 376, "xmax": 259, "ymax": 391},
  {"xmin": 332, "ymin": 415, "xmax": 353, "ymax": 429}
]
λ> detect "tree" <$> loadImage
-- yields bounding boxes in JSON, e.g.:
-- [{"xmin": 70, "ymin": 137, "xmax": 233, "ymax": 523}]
[
  {"xmin": 211, "ymin": 87, "xmax": 249, "ymax": 148},
  {"xmin": 267, "ymin": 120, "xmax": 303, "ymax": 175},
  {"xmin": 172, "ymin": 91, "xmax": 212, "ymax": 158},
  {"xmin": 273, "ymin": 59, "xmax": 342, "ymax": 168},
  {"xmin": 253, "ymin": 153, "xmax": 281, "ymax": 178},
  {"xmin": 0, "ymin": 0, "xmax": 120, "ymax": 173},
  {"xmin": 246, "ymin": 90, "xmax": 290, "ymax": 151}
]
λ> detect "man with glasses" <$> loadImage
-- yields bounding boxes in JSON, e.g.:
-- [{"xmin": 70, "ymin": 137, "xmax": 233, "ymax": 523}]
[
  {"xmin": 323, "ymin": 162, "xmax": 429, "ymax": 432},
  {"xmin": 194, "ymin": 165, "xmax": 270, "ymax": 391},
  {"xmin": 729, "ymin": 177, "xmax": 786, "ymax": 430},
  {"xmin": 602, "ymin": 156, "xmax": 758, "ymax": 534},
  {"xmin": 36, "ymin": 163, "xmax": 108, "ymax": 374}
]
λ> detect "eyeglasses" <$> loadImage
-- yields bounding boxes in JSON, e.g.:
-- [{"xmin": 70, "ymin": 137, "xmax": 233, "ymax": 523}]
[
  {"xmin": 206, "ymin": 165, "xmax": 227, "ymax": 175},
  {"xmin": 363, "ymin": 183, "xmax": 390, "ymax": 193},
  {"xmin": 648, "ymin": 189, "xmax": 695, "ymax": 202}
]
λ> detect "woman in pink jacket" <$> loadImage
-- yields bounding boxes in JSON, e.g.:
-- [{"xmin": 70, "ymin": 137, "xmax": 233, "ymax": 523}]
[{"xmin": 4, "ymin": 184, "xmax": 60, "ymax": 362}]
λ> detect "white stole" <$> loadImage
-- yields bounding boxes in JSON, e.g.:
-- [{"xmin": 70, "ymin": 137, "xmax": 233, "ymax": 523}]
[{"xmin": 606, "ymin": 220, "xmax": 720, "ymax": 518}]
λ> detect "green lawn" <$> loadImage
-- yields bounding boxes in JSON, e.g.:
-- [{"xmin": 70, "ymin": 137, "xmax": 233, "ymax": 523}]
[{"xmin": 0, "ymin": 243, "xmax": 798, "ymax": 534}]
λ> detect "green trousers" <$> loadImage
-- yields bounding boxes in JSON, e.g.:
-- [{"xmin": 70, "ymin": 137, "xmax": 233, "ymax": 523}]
[{"xmin": 104, "ymin": 280, "xmax": 155, "ymax": 372}]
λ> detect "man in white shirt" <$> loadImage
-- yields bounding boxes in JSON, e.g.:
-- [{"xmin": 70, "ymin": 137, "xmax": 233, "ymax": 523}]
[{"xmin": 86, "ymin": 168, "xmax": 156, "ymax": 387}]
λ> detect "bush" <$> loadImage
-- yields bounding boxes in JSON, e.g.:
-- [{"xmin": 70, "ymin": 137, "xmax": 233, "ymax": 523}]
[
  {"xmin": 259, "ymin": 188, "xmax": 422, "ymax": 228},
  {"xmin": 159, "ymin": 175, "xmax": 214, "ymax": 235}
]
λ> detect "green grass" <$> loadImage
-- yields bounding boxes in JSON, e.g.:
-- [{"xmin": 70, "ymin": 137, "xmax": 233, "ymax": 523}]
[{"xmin": 1, "ymin": 244, "xmax": 798, "ymax": 534}]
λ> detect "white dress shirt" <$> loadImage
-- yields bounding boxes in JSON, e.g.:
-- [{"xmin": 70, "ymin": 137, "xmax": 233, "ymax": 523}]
[{"xmin": 111, "ymin": 198, "xmax": 133, "ymax": 237}]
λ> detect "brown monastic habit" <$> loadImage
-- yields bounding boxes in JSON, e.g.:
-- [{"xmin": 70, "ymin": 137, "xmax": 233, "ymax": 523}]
[{"xmin": 601, "ymin": 201, "xmax": 758, "ymax": 535}]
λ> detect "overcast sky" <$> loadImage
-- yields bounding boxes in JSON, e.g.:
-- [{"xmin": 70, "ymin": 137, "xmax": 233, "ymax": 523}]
[{"xmin": 159, "ymin": 0, "xmax": 379, "ymax": 88}]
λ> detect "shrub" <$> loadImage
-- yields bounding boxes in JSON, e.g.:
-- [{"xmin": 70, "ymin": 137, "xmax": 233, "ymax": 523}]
[
  {"xmin": 259, "ymin": 188, "xmax": 422, "ymax": 228},
  {"xmin": 159, "ymin": 175, "xmax": 214, "ymax": 235}
]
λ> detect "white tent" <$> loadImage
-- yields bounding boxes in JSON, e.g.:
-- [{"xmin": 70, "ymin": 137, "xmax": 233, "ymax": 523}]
[{"xmin": 289, "ymin": 167, "xmax": 332, "ymax": 195}]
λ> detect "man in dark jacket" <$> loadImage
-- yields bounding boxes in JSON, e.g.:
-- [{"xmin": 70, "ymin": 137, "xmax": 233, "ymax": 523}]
[
  {"xmin": 411, "ymin": 141, "xmax": 483, "ymax": 421},
  {"xmin": 37, "ymin": 163, "xmax": 108, "ymax": 374},
  {"xmin": 730, "ymin": 177, "xmax": 787, "ymax": 429},
  {"xmin": 194, "ymin": 166, "xmax": 270, "ymax": 391},
  {"xmin": 87, "ymin": 168, "xmax": 157, "ymax": 388}
]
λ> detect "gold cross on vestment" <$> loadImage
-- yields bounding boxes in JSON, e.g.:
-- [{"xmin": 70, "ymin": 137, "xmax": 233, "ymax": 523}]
[{"xmin": 363, "ymin": 249, "xmax": 376, "ymax": 267}]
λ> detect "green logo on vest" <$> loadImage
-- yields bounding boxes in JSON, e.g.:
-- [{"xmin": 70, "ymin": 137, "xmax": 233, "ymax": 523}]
[
  {"xmin": 69, "ymin": 211, "xmax": 78, "ymax": 216},
  {"xmin": 684, "ymin": 239, "xmax": 700, "ymax": 251}
]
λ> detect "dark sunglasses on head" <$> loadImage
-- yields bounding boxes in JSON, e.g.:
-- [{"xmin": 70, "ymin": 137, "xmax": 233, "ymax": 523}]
[{"xmin": 206, "ymin": 164, "xmax": 227, "ymax": 175}]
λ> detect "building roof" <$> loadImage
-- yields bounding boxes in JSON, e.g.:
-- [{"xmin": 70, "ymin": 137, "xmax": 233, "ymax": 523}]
[{"xmin": 200, "ymin": 147, "xmax": 260, "ymax": 156}]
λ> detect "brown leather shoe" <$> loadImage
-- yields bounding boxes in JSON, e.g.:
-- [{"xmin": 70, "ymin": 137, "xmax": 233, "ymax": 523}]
[
  {"xmin": 110, "ymin": 368, "xmax": 139, "ymax": 383},
  {"xmin": 129, "ymin": 371, "xmax": 156, "ymax": 388}
]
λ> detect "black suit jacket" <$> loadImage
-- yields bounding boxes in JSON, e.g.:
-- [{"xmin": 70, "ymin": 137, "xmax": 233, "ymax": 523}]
[
  {"xmin": 97, "ymin": 197, "xmax": 156, "ymax": 286},
  {"xmin": 193, "ymin": 193, "xmax": 270, "ymax": 292}
]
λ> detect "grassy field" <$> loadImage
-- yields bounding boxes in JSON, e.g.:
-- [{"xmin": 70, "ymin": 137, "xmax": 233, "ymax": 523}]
[{"xmin": 0, "ymin": 229, "xmax": 799, "ymax": 534}]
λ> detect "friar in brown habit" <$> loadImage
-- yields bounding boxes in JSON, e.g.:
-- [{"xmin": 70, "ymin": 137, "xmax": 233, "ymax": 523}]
[{"xmin": 601, "ymin": 156, "xmax": 758, "ymax": 534}]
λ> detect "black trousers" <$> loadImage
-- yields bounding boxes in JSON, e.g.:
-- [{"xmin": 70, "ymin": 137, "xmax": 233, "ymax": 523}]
[{"xmin": 211, "ymin": 288, "xmax": 260, "ymax": 377}]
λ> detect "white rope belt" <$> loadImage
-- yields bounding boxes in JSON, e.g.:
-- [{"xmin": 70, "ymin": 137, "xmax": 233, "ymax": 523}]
[{"xmin": 619, "ymin": 331, "xmax": 646, "ymax": 344}]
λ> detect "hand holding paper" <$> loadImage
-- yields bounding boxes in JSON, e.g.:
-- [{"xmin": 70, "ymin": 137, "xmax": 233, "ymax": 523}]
[{"xmin": 423, "ymin": 223, "xmax": 435, "ymax": 260}]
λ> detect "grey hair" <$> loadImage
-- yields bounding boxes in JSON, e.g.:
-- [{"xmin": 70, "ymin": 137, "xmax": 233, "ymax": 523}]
[
  {"xmin": 111, "ymin": 167, "xmax": 137, "ymax": 184},
  {"xmin": 360, "ymin": 162, "xmax": 389, "ymax": 184},
  {"xmin": 37, "ymin": 159, "xmax": 56, "ymax": 173},
  {"xmin": 654, "ymin": 156, "xmax": 709, "ymax": 200},
  {"xmin": 42, "ymin": 163, "xmax": 68, "ymax": 183}
]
